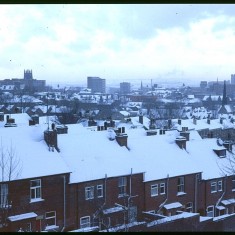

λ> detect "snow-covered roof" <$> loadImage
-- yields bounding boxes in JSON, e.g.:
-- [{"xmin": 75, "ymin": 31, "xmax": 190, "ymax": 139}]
[
  {"xmin": 173, "ymin": 118, "xmax": 235, "ymax": 131},
  {"xmin": 0, "ymin": 113, "xmax": 70, "ymax": 181},
  {"xmin": 221, "ymin": 198, "xmax": 235, "ymax": 206},
  {"xmin": 0, "ymin": 113, "xmax": 233, "ymax": 185}
]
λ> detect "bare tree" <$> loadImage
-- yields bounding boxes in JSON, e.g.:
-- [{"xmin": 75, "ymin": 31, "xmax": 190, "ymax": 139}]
[{"xmin": 0, "ymin": 139, "xmax": 22, "ymax": 230}]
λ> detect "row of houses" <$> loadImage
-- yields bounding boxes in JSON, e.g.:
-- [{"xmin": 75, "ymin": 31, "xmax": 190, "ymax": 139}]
[{"xmin": 0, "ymin": 113, "xmax": 235, "ymax": 231}]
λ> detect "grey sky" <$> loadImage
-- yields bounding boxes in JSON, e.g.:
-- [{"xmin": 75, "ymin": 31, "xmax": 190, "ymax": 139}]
[{"xmin": 1, "ymin": 4, "xmax": 235, "ymax": 86}]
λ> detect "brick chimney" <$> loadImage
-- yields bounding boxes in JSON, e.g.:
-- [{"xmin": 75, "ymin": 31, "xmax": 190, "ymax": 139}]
[
  {"xmin": 115, "ymin": 126, "xmax": 128, "ymax": 146},
  {"xmin": 139, "ymin": 114, "xmax": 143, "ymax": 124},
  {"xmin": 175, "ymin": 136, "xmax": 187, "ymax": 150},
  {"xmin": 180, "ymin": 131, "xmax": 190, "ymax": 141},
  {"xmin": 44, "ymin": 125, "xmax": 59, "ymax": 152}
]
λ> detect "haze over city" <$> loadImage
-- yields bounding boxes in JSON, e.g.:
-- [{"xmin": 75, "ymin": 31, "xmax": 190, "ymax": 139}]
[{"xmin": 1, "ymin": 4, "xmax": 235, "ymax": 86}]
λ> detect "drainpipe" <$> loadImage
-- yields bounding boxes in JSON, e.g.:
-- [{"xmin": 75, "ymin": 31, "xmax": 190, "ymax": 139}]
[
  {"xmin": 157, "ymin": 174, "xmax": 169, "ymax": 214},
  {"xmin": 61, "ymin": 175, "xmax": 66, "ymax": 232},
  {"xmin": 194, "ymin": 173, "xmax": 199, "ymax": 213}
]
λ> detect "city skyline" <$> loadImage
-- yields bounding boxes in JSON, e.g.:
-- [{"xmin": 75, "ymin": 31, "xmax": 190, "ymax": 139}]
[{"xmin": 1, "ymin": 4, "xmax": 235, "ymax": 85}]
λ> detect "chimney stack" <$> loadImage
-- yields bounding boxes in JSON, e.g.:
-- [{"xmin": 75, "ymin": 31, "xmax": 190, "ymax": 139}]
[
  {"xmin": 139, "ymin": 114, "xmax": 143, "ymax": 124},
  {"xmin": 178, "ymin": 119, "xmax": 181, "ymax": 125},
  {"xmin": 180, "ymin": 131, "xmax": 190, "ymax": 141}
]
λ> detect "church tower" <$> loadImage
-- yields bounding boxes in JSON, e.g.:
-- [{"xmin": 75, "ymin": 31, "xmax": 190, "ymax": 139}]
[
  {"xmin": 24, "ymin": 69, "xmax": 33, "ymax": 80},
  {"xmin": 222, "ymin": 80, "xmax": 227, "ymax": 106}
]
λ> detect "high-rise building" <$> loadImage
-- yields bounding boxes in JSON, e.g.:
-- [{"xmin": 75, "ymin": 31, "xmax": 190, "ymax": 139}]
[
  {"xmin": 120, "ymin": 82, "xmax": 131, "ymax": 94},
  {"xmin": 231, "ymin": 74, "xmax": 235, "ymax": 84},
  {"xmin": 87, "ymin": 77, "xmax": 106, "ymax": 93}
]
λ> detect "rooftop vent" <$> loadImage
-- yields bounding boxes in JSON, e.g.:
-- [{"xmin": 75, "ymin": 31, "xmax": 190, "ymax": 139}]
[
  {"xmin": 213, "ymin": 148, "xmax": 226, "ymax": 158},
  {"xmin": 146, "ymin": 130, "xmax": 157, "ymax": 136},
  {"xmin": 175, "ymin": 136, "xmax": 187, "ymax": 150},
  {"xmin": 223, "ymin": 140, "xmax": 233, "ymax": 152},
  {"xmin": 56, "ymin": 125, "xmax": 68, "ymax": 134},
  {"xmin": 116, "ymin": 133, "xmax": 128, "ymax": 148}
]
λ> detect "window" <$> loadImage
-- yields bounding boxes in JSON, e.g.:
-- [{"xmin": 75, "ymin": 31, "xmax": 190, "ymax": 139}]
[
  {"xmin": 186, "ymin": 202, "xmax": 193, "ymax": 212},
  {"xmin": 0, "ymin": 184, "xmax": 8, "ymax": 208},
  {"xmin": 151, "ymin": 184, "xmax": 158, "ymax": 197},
  {"xmin": 30, "ymin": 179, "xmax": 41, "ymax": 201},
  {"xmin": 45, "ymin": 211, "xmax": 56, "ymax": 227},
  {"xmin": 26, "ymin": 222, "xmax": 32, "ymax": 232},
  {"xmin": 118, "ymin": 177, "xmax": 127, "ymax": 196},
  {"xmin": 80, "ymin": 216, "xmax": 90, "ymax": 228},
  {"xmin": 232, "ymin": 176, "xmax": 235, "ymax": 191},
  {"xmin": 218, "ymin": 181, "xmax": 222, "ymax": 191},
  {"xmin": 211, "ymin": 181, "xmax": 217, "ymax": 193},
  {"xmin": 207, "ymin": 206, "xmax": 214, "ymax": 217},
  {"xmin": 97, "ymin": 185, "xmax": 103, "ymax": 198},
  {"xmin": 85, "ymin": 186, "xmax": 94, "ymax": 200},
  {"xmin": 160, "ymin": 183, "xmax": 165, "ymax": 195},
  {"xmin": 177, "ymin": 177, "xmax": 184, "ymax": 193}
]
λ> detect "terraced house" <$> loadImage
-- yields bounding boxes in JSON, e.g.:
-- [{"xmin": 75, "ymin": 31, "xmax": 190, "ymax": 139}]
[{"xmin": 0, "ymin": 113, "xmax": 235, "ymax": 232}]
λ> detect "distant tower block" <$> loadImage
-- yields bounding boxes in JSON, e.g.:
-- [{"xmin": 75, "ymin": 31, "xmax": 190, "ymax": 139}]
[{"xmin": 24, "ymin": 69, "xmax": 33, "ymax": 80}]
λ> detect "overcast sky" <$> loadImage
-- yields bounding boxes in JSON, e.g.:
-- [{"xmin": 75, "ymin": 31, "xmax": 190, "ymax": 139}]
[{"xmin": 1, "ymin": 4, "xmax": 235, "ymax": 86}]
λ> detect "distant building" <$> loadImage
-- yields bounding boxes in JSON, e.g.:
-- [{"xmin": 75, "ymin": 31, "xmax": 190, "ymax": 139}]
[
  {"xmin": 0, "ymin": 69, "xmax": 46, "ymax": 93},
  {"xmin": 87, "ymin": 77, "xmax": 106, "ymax": 93},
  {"xmin": 231, "ymin": 74, "xmax": 235, "ymax": 84},
  {"xmin": 120, "ymin": 82, "xmax": 131, "ymax": 94},
  {"xmin": 200, "ymin": 81, "xmax": 207, "ymax": 89}
]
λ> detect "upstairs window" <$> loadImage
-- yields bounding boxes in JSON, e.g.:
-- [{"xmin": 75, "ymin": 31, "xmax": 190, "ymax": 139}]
[
  {"xmin": 85, "ymin": 186, "xmax": 94, "ymax": 200},
  {"xmin": 118, "ymin": 177, "xmax": 127, "ymax": 196},
  {"xmin": 97, "ymin": 185, "xmax": 103, "ymax": 198},
  {"xmin": 160, "ymin": 183, "xmax": 165, "ymax": 195},
  {"xmin": 30, "ymin": 179, "xmax": 41, "ymax": 201},
  {"xmin": 211, "ymin": 182, "xmax": 217, "ymax": 193},
  {"xmin": 151, "ymin": 184, "xmax": 158, "ymax": 197},
  {"xmin": 218, "ymin": 181, "xmax": 222, "ymax": 192},
  {"xmin": 177, "ymin": 177, "xmax": 184, "ymax": 193},
  {"xmin": 0, "ymin": 184, "xmax": 8, "ymax": 208}
]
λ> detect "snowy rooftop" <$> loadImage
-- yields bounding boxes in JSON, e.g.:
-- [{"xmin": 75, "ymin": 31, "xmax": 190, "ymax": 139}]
[
  {"xmin": 0, "ymin": 113, "xmax": 70, "ymax": 182},
  {"xmin": 0, "ymin": 113, "xmax": 233, "ymax": 184}
]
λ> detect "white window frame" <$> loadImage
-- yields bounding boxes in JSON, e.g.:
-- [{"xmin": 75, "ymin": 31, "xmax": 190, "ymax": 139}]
[
  {"xmin": 80, "ymin": 216, "xmax": 90, "ymax": 228},
  {"xmin": 45, "ymin": 211, "xmax": 56, "ymax": 228},
  {"xmin": 30, "ymin": 179, "xmax": 41, "ymax": 202},
  {"xmin": 85, "ymin": 186, "xmax": 94, "ymax": 200},
  {"xmin": 177, "ymin": 177, "xmax": 184, "ymax": 193},
  {"xmin": 160, "ymin": 183, "xmax": 165, "ymax": 195},
  {"xmin": 232, "ymin": 176, "xmax": 235, "ymax": 191},
  {"xmin": 118, "ymin": 177, "xmax": 127, "ymax": 196},
  {"xmin": 0, "ymin": 184, "xmax": 8, "ymax": 208},
  {"xmin": 97, "ymin": 185, "xmax": 103, "ymax": 198},
  {"xmin": 207, "ymin": 205, "xmax": 214, "ymax": 217},
  {"xmin": 186, "ymin": 202, "xmax": 193, "ymax": 212},
  {"xmin": 218, "ymin": 180, "xmax": 222, "ymax": 192},
  {"xmin": 211, "ymin": 181, "xmax": 217, "ymax": 193},
  {"xmin": 151, "ymin": 184, "xmax": 158, "ymax": 197}
]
